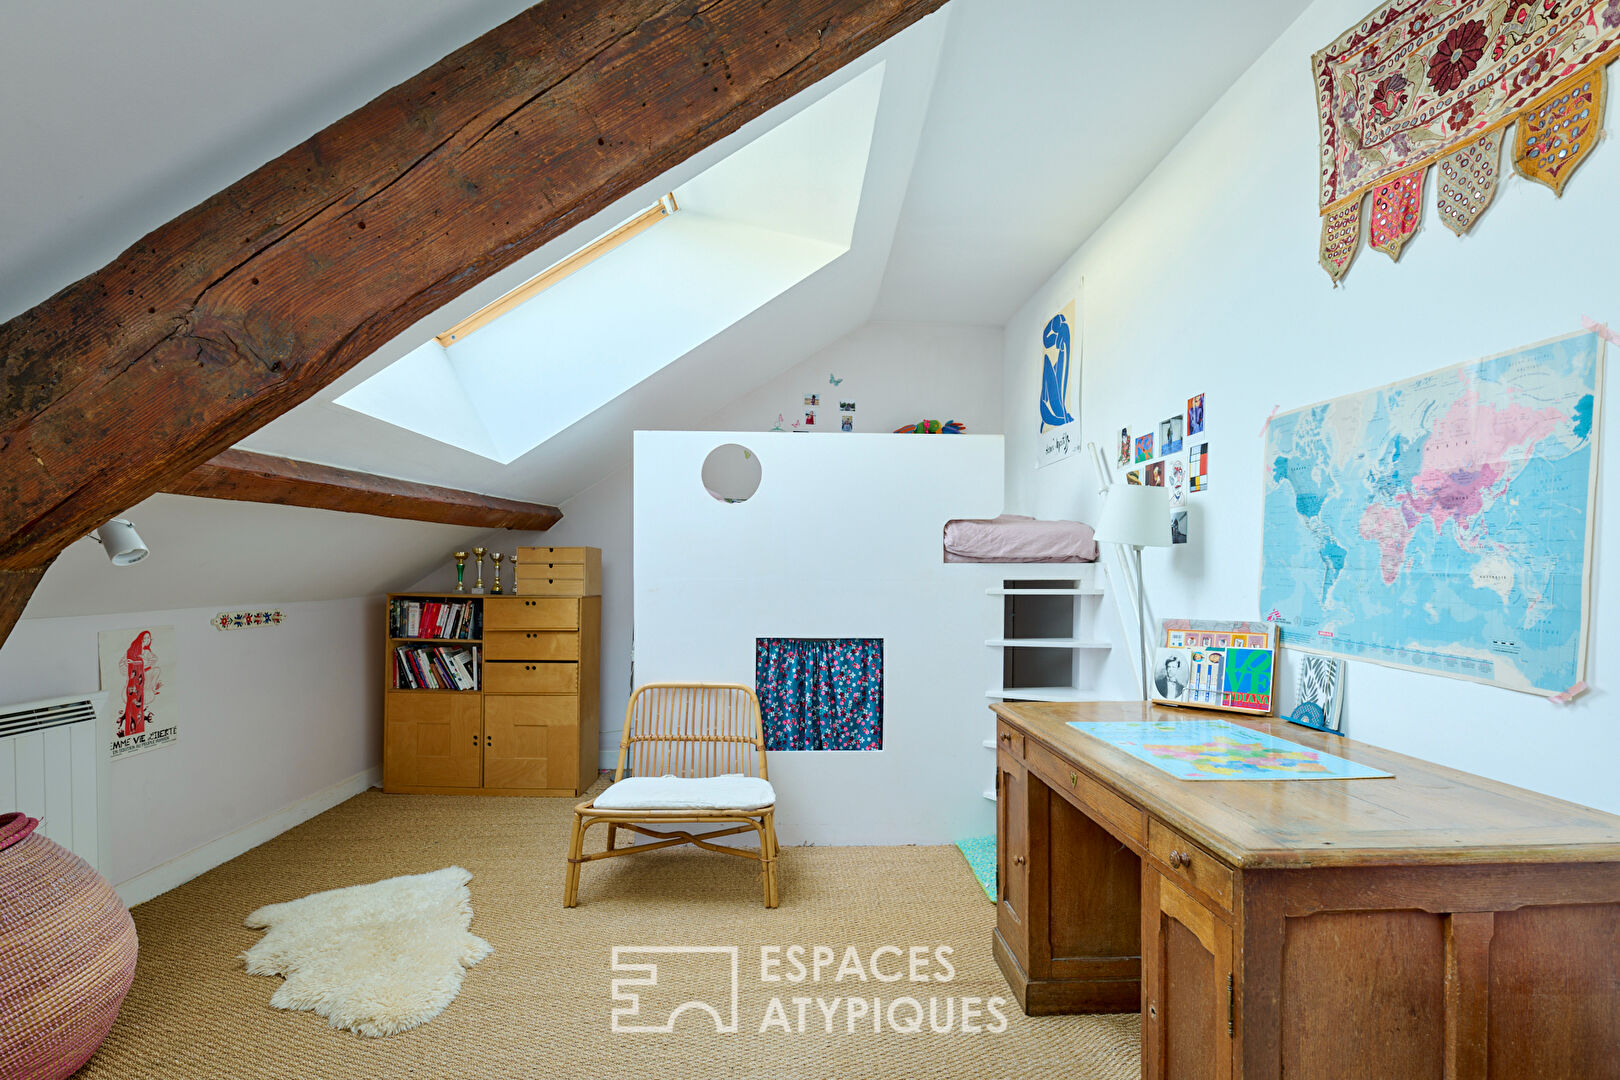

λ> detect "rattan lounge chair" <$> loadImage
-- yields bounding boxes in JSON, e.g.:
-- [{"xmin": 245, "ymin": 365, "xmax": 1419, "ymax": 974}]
[{"xmin": 564, "ymin": 682, "xmax": 779, "ymax": 908}]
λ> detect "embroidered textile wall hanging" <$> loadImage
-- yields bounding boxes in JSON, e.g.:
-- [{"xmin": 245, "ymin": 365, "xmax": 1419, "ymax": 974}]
[
  {"xmin": 1314, "ymin": 0, "xmax": 1620, "ymax": 282},
  {"xmin": 212, "ymin": 609, "xmax": 287, "ymax": 631}
]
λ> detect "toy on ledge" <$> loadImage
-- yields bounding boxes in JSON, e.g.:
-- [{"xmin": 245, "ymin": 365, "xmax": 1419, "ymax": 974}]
[{"xmin": 893, "ymin": 419, "xmax": 966, "ymax": 434}]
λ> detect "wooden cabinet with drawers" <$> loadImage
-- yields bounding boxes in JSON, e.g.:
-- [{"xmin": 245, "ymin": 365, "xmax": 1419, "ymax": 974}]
[
  {"xmin": 515, "ymin": 546, "xmax": 602, "ymax": 597},
  {"xmin": 382, "ymin": 577, "xmax": 601, "ymax": 797}
]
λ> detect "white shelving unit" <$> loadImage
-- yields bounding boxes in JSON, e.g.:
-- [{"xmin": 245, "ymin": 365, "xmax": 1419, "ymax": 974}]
[
  {"xmin": 985, "ymin": 637, "xmax": 1112, "ymax": 649},
  {"xmin": 982, "ymin": 565, "xmax": 1113, "ymax": 802},
  {"xmin": 984, "ymin": 686, "xmax": 1098, "ymax": 702}
]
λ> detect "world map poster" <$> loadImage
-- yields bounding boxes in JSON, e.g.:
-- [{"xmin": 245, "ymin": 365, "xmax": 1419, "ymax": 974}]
[{"xmin": 1261, "ymin": 331, "xmax": 1603, "ymax": 696}]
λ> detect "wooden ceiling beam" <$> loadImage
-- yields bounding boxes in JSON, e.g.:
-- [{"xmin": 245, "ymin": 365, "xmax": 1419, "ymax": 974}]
[
  {"xmin": 162, "ymin": 449, "xmax": 562, "ymax": 531},
  {"xmin": 0, "ymin": 563, "xmax": 52, "ymax": 646},
  {"xmin": 0, "ymin": 0, "xmax": 945, "ymax": 645}
]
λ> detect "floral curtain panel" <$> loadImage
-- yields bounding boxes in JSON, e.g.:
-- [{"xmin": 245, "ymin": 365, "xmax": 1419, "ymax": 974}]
[{"xmin": 755, "ymin": 638, "xmax": 883, "ymax": 751}]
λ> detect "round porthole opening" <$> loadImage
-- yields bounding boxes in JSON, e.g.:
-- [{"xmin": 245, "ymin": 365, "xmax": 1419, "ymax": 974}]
[{"xmin": 702, "ymin": 443, "xmax": 761, "ymax": 503}]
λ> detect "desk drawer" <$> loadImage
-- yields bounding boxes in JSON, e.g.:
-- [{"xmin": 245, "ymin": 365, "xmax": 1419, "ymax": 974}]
[
  {"xmin": 484, "ymin": 598, "xmax": 579, "ymax": 631},
  {"xmin": 483, "ymin": 630, "xmax": 579, "ymax": 661},
  {"xmin": 484, "ymin": 661, "xmax": 579, "ymax": 694},
  {"xmin": 1026, "ymin": 739, "xmax": 1144, "ymax": 845},
  {"xmin": 517, "ymin": 546, "xmax": 596, "ymax": 565},
  {"xmin": 514, "ymin": 574, "xmax": 596, "ymax": 597},
  {"xmin": 1148, "ymin": 820, "xmax": 1233, "ymax": 911},
  {"xmin": 995, "ymin": 721, "xmax": 1023, "ymax": 759}
]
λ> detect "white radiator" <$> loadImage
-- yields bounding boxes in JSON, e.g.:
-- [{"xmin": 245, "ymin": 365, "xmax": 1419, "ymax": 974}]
[{"xmin": 0, "ymin": 692, "xmax": 107, "ymax": 871}]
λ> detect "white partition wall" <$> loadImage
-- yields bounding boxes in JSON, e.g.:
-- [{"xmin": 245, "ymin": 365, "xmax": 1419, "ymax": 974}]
[{"xmin": 634, "ymin": 431, "xmax": 1006, "ymax": 845}]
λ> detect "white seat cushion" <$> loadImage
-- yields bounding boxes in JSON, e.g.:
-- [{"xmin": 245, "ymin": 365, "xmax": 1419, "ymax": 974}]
[{"xmin": 593, "ymin": 774, "xmax": 776, "ymax": 811}]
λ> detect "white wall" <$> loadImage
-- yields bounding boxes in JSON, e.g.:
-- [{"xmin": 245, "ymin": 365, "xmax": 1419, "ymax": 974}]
[
  {"xmin": 710, "ymin": 321, "xmax": 1003, "ymax": 435},
  {"xmin": 0, "ymin": 596, "xmax": 382, "ymax": 894},
  {"xmin": 416, "ymin": 319, "xmax": 1005, "ymax": 767},
  {"xmin": 1000, "ymin": 0, "xmax": 1619, "ymax": 814},
  {"xmin": 633, "ymin": 431, "xmax": 1006, "ymax": 845}
]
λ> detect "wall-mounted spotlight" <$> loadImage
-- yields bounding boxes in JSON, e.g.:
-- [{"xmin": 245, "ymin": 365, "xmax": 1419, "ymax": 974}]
[{"xmin": 88, "ymin": 519, "xmax": 149, "ymax": 566}]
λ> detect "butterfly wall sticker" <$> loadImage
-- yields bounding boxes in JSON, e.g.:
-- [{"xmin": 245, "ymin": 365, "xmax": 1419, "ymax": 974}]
[{"xmin": 828, "ymin": 373, "xmax": 844, "ymax": 386}]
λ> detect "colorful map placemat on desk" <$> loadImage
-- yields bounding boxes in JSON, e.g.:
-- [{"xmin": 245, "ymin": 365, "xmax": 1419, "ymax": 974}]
[{"xmin": 1068, "ymin": 720, "xmax": 1393, "ymax": 781}]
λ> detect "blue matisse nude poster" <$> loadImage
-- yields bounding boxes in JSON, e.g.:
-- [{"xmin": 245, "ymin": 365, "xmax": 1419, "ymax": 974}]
[{"xmin": 1038, "ymin": 300, "xmax": 1079, "ymax": 467}]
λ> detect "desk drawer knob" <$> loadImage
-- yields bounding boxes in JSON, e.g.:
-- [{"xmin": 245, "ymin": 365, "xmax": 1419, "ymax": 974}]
[
  {"xmin": 999, "ymin": 733, "xmax": 1010, "ymax": 742},
  {"xmin": 1169, "ymin": 850, "xmax": 1191, "ymax": 869},
  {"xmin": 1068, "ymin": 770, "xmax": 1078, "ymax": 788},
  {"xmin": 1012, "ymin": 855, "xmax": 1026, "ymax": 866}
]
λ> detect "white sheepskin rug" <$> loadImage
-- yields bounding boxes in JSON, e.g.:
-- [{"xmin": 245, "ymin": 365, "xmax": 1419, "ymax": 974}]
[{"xmin": 241, "ymin": 866, "xmax": 492, "ymax": 1037}]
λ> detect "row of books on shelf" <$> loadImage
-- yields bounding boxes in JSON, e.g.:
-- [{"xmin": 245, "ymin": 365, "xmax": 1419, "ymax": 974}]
[
  {"xmin": 390, "ymin": 599, "xmax": 479, "ymax": 640},
  {"xmin": 394, "ymin": 645, "xmax": 480, "ymax": 691}
]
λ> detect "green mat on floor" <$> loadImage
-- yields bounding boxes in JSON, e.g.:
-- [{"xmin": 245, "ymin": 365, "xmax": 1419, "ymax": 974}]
[{"xmin": 954, "ymin": 835, "xmax": 995, "ymax": 901}]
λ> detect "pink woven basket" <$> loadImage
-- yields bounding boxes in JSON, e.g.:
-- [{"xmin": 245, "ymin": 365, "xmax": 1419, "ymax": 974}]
[{"xmin": 0, "ymin": 812, "xmax": 139, "ymax": 1079}]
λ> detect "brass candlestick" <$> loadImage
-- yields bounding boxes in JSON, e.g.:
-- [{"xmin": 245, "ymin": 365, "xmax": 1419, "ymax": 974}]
[
  {"xmin": 453, "ymin": 551, "xmax": 468, "ymax": 593},
  {"xmin": 490, "ymin": 552, "xmax": 504, "ymax": 595},
  {"xmin": 471, "ymin": 547, "xmax": 487, "ymax": 595}
]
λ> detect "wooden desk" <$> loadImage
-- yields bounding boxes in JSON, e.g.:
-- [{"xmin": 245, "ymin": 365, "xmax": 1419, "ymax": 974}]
[{"xmin": 990, "ymin": 700, "xmax": 1620, "ymax": 1080}]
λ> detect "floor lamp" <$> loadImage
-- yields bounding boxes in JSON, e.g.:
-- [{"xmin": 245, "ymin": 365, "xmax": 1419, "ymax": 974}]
[{"xmin": 1094, "ymin": 482, "xmax": 1172, "ymax": 700}]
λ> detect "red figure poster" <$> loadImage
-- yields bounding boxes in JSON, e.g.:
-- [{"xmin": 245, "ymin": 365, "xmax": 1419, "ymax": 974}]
[{"xmin": 99, "ymin": 625, "xmax": 178, "ymax": 759}]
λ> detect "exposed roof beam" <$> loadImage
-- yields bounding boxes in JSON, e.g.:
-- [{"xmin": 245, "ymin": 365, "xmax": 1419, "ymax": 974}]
[
  {"xmin": 0, "ymin": 563, "xmax": 51, "ymax": 645},
  {"xmin": 163, "ymin": 449, "xmax": 562, "ymax": 531},
  {"xmin": 0, "ymin": 0, "xmax": 945, "ymax": 644}
]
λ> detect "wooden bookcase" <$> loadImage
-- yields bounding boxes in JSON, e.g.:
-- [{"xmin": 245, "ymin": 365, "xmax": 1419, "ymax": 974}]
[{"xmin": 383, "ymin": 578, "xmax": 601, "ymax": 797}]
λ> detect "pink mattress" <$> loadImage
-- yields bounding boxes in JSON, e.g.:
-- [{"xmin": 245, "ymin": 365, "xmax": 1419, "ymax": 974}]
[{"xmin": 943, "ymin": 514, "xmax": 1098, "ymax": 563}]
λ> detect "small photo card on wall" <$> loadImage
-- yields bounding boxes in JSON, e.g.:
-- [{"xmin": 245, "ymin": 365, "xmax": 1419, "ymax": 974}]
[
  {"xmin": 1159, "ymin": 415, "xmax": 1184, "ymax": 455},
  {"xmin": 1189, "ymin": 442, "xmax": 1209, "ymax": 492}
]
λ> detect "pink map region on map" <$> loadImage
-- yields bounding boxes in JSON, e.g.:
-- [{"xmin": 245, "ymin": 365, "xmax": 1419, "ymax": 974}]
[{"xmin": 1355, "ymin": 383, "xmax": 1565, "ymax": 586}]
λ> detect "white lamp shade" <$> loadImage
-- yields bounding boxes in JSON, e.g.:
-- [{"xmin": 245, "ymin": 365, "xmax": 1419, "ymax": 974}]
[
  {"xmin": 1093, "ymin": 483, "xmax": 1170, "ymax": 548},
  {"xmin": 95, "ymin": 519, "xmax": 149, "ymax": 565}
]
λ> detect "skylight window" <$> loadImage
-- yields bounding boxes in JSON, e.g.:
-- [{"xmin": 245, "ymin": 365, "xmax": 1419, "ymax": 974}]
[
  {"xmin": 435, "ymin": 194, "xmax": 678, "ymax": 347},
  {"xmin": 334, "ymin": 63, "xmax": 885, "ymax": 465}
]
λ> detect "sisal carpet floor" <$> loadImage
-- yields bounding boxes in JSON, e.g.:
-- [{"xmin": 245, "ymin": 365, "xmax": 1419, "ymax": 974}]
[{"xmin": 85, "ymin": 780, "xmax": 1139, "ymax": 1079}]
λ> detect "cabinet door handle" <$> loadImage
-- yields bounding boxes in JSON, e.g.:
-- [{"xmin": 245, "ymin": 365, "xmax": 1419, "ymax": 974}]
[{"xmin": 1012, "ymin": 855, "xmax": 1026, "ymax": 866}]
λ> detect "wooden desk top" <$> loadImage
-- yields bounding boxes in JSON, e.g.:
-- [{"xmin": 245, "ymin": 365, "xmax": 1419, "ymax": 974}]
[{"xmin": 992, "ymin": 700, "xmax": 1620, "ymax": 870}]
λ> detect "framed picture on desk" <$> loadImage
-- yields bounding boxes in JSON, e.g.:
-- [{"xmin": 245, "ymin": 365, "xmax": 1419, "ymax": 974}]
[{"xmin": 1152, "ymin": 619, "xmax": 1276, "ymax": 716}]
